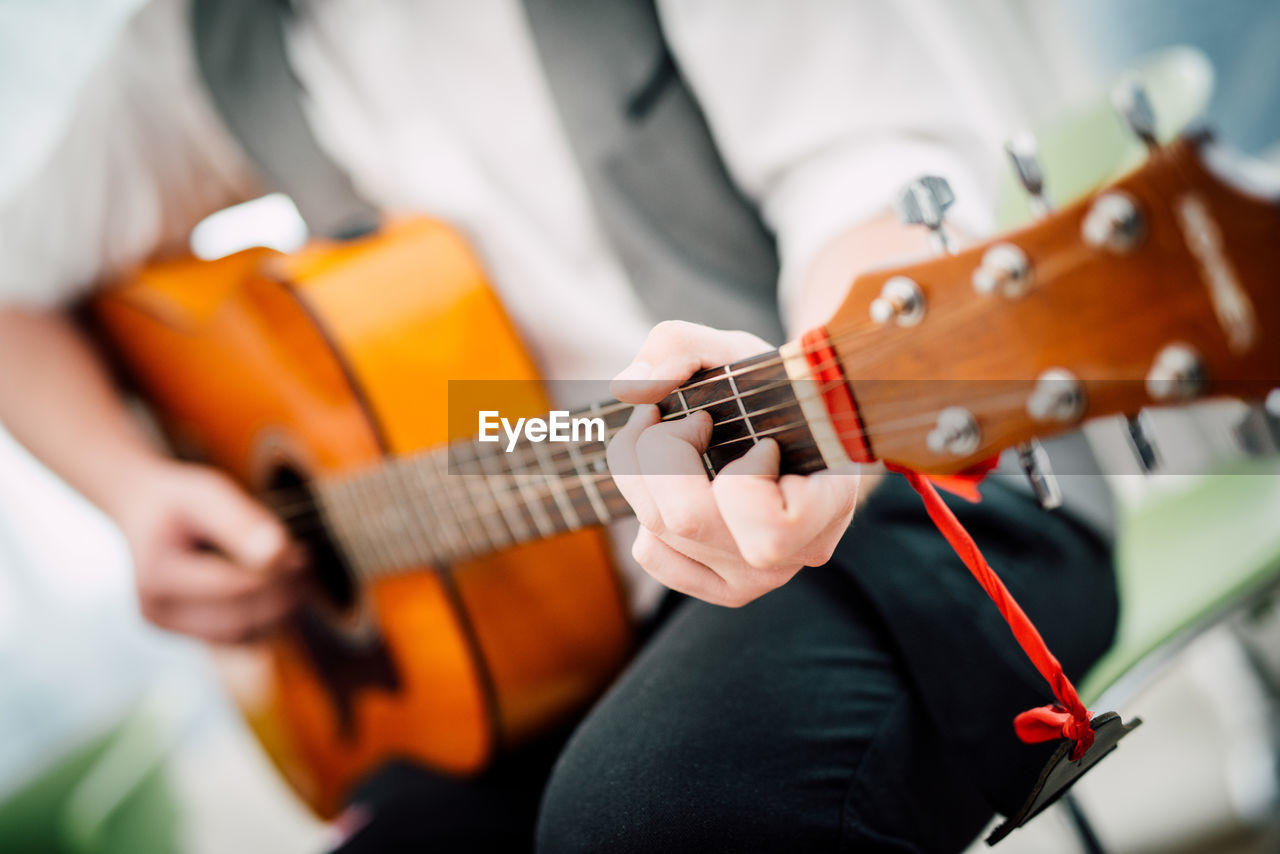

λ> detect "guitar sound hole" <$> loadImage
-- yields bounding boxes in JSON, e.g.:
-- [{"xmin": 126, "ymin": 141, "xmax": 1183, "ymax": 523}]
[{"xmin": 265, "ymin": 466, "xmax": 357, "ymax": 613}]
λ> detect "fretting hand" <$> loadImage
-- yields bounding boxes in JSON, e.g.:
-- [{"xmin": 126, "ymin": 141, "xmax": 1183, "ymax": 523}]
[{"xmin": 608, "ymin": 321, "xmax": 866, "ymax": 607}]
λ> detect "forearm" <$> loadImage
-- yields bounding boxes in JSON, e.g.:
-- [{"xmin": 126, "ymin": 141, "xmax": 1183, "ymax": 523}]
[{"xmin": 0, "ymin": 307, "xmax": 167, "ymax": 515}]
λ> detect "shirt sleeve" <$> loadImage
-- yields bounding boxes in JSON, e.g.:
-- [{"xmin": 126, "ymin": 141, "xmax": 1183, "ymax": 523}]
[
  {"xmin": 0, "ymin": 0, "xmax": 256, "ymax": 310},
  {"xmin": 655, "ymin": 0, "xmax": 1074, "ymax": 328}
]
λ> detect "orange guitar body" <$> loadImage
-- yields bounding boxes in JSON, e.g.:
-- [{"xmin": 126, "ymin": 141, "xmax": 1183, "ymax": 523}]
[{"xmin": 92, "ymin": 217, "xmax": 633, "ymax": 817}]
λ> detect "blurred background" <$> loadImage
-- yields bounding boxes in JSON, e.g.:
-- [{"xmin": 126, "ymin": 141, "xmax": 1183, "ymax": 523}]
[{"xmin": 2, "ymin": 1, "xmax": 1279, "ymax": 852}]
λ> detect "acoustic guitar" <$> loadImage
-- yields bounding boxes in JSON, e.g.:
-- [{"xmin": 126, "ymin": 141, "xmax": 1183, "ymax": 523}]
[{"xmin": 92, "ymin": 122, "xmax": 1279, "ymax": 816}]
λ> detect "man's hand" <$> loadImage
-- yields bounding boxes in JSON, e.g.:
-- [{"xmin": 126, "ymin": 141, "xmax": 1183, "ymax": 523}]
[
  {"xmin": 108, "ymin": 460, "xmax": 306, "ymax": 644},
  {"xmin": 608, "ymin": 321, "xmax": 864, "ymax": 607},
  {"xmin": 0, "ymin": 309, "xmax": 305, "ymax": 645}
]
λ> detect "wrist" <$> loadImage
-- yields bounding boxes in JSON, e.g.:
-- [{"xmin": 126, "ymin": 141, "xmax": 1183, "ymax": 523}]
[{"xmin": 80, "ymin": 443, "xmax": 178, "ymax": 522}]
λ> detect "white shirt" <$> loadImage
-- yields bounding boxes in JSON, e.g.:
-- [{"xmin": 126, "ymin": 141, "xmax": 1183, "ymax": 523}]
[
  {"xmin": 0, "ymin": 0, "xmax": 1087, "ymax": 612},
  {"xmin": 0, "ymin": 0, "xmax": 1090, "ymax": 322}
]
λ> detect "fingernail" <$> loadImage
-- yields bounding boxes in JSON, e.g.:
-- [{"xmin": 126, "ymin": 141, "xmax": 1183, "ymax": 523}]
[{"xmin": 613, "ymin": 360, "xmax": 652, "ymax": 384}]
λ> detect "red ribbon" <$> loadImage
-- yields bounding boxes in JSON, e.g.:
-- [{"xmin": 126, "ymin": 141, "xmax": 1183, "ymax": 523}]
[
  {"xmin": 798, "ymin": 326, "xmax": 1094, "ymax": 761},
  {"xmin": 887, "ymin": 463, "xmax": 1096, "ymax": 762}
]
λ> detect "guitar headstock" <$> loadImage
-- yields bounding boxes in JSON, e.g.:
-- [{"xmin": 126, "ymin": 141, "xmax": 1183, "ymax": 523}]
[{"xmin": 823, "ymin": 130, "xmax": 1280, "ymax": 475}]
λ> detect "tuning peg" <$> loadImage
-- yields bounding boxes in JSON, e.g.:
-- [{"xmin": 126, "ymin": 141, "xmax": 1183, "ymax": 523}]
[
  {"xmin": 896, "ymin": 175, "xmax": 955, "ymax": 254},
  {"xmin": 1016, "ymin": 440, "xmax": 1062, "ymax": 510},
  {"xmin": 1125, "ymin": 412, "xmax": 1160, "ymax": 473},
  {"xmin": 1004, "ymin": 131, "xmax": 1053, "ymax": 219},
  {"xmin": 1233, "ymin": 399, "xmax": 1280, "ymax": 457},
  {"xmin": 1145, "ymin": 343, "xmax": 1205, "ymax": 401},
  {"xmin": 1111, "ymin": 77, "xmax": 1159, "ymax": 150}
]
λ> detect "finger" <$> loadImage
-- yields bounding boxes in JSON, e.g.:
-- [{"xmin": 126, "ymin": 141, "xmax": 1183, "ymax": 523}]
[
  {"xmin": 184, "ymin": 472, "xmax": 293, "ymax": 573},
  {"xmin": 778, "ymin": 471, "xmax": 862, "ymax": 566},
  {"xmin": 606, "ymin": 404, "xmax": 663, "ymax": 532},
  {"xmin": 142, "ymin": 551, "xmax": 281, "ymax": 603},
  {"xmin": 713, "ymin": 441, "xmax": 859, "ymax": 569},
  {"xmin": 631, "ymin": 410, "xmax": 738, "ymax": 557},
  {"xmin": 611, "ymin": 321, "xmax": 770, "ymax": 403},
  {"xmin": 630, "ymin": 528, "xmax": 760, "ymax": 607},
  {"xmin": 143, "ymin": 574, "xmax": 303, "ymax": 644}
]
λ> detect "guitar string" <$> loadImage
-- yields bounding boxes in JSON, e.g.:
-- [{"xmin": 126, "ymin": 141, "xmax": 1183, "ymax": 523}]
[
  {"xmin": 259, "ymin": 365, "xmax": 1037, "ymax": 520},
  {"xmin": 258, "ymin": 366, "xmax": 842, "ymax": 517},
  {"xmin": 257, "ymin": 335, "xmax": 992, "ymax": 516},
  {"xmin": 270, "ymin": 385, "xmax": 1034, "ymax": 562},
  {"xmin": 262, "ymin": 382, "xmax": 1034, "ymax": 524},
  {"xmin": 260, "ymin": 276, "xmax": 1092, "ymax": 515},
  {"xmin": 249, "ymin": 309, "xmax": 884, "ymax": 506},
  {"xmin": 249, "ymin": 237, "xmax": 1105, "ymax": 510},
  {"xmin": 274, "ymin": 387, "xmax": 1031, "ymax": 568}
]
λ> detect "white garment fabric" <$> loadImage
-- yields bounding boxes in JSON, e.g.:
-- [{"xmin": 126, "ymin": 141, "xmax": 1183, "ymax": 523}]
[
  {"xmin": 0, "ymin": 0, "xmax": 1083, "ymax": 614},
  {"xmin": 0, "ymin": 0, "xmax": 1086, "ymax": 331}
]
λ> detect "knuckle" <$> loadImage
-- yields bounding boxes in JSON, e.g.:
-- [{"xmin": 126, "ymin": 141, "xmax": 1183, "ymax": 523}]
[
  {"xmin": 651, "ymin": 319, "xmax": 693, "ymax": 343},
  {"xmin": 663, "ymin": 505, "xmax": 707, "ymax": 541},
  {"xmin": 630, "ymin": 501, "xmax": 664, "ymax": 536},
  {"xmin": 632, "ymin": 426, "xmax": 662, "ymax": 458},
  {"xmin": 741, "ymin": 532, "xmax": 790, "ymax": 570},
  {"xmin": 630, "ymin": 533, "xmax": 655, "ymax": 566},
  {"xmin": 729, "ymin": 329, "xmax": 767, "ymax": 352},
  {"xmin": 805, "ymin": 539, "xmax": 841, "ymax": 568},
  {"xmin": 720, "ymin": 587, "xmax": 756, "ymax": 609}
]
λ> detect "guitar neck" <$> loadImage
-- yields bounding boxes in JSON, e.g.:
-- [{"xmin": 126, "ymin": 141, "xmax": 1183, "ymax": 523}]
[{"xmin": 312, "ymin": 350, "xmax": 828, "ymax": 579}]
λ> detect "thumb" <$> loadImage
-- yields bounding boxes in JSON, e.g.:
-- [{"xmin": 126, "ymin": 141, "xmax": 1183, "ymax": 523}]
[{"xmin": 184, "ymin": 471, "xmax": 292, "ymax": 573}]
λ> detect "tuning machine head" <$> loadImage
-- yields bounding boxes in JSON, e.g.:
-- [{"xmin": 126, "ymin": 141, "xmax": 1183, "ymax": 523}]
[
  {"xmin": 1112, "ymin": 76, "xmax": 1160, "ymax": 150},
  {"xmin": 1082, "ymin": 191, "xmax": 1145, "ymax": 253},
  {"xmin": 1005, "ymin": 131, "xmax": 1053, "ymax": 218},
  {"xmin": 870, "ymin": 276, "xmax": 926, "ymax": 326},
  {"xmin": 1146, "ymin": 343, "xmax": 1205, "ymax": 401},
  {"xmin": 1017, "ymin": 439, "xmax": 1063, "ymax": 510},
  {"xmin": 896, "ymin": 175, "xmax": 955, "ymax": 254}
]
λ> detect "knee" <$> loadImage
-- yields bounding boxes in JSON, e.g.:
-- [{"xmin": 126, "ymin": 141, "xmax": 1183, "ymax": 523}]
[
  {"xmin": 536, "ymin": 717, "xmax": 717, "ymax": 854},
  {"xmin": 535, "ymin": 727, "xmax": 642, "ymax": 854}
]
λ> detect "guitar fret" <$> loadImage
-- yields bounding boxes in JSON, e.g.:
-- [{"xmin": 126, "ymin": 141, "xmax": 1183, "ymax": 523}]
[
  {"xmin": 474, "ymin": 441, "xmax": 535, "ymax": 543},
  {"xmin": 726, "ymin": 364, "xmax": 759, "ymax": 445},
  {"xmin": 307, "ymin": 348, "xmax": 827, "ymax": 574},
  {"xmin": 506, "ymin": 442, "xmax": 557, "ymax": 539},
  {"xmin": 416, "ymin": 455, "xmax": 467, "ymax": 563},
  {"xmin": 566, "ymin": 440, "xmax": 610, "ymax": 525},
  {"xmin": 433, "ymin": 452, "xmax": 489, "ymax": 558},
  {"xmin": 354, "ymin": 469, "xmax": 400, "ymax": 572},
  {"xmin": 459, "ymin": 444, "xmax": 517, "ymax": 549},
  {"xmin": 531, "ymin": 439, "xmax": 580, "ymax": 530},
  {"xmin": 675, "ymin": 387, "xmax": 717, "ymax": 477},
  {"xmin": 390, "ymin": 459, "xmax": 445, "ymax": 568},
  {"xmin": 319, "ymin": 476, "xmax": 375, "ymax": 579},
  {"xmin": 382, "ymin": 463, "xmax": 422, "ymax": 570},
  {"xmin": 384, "ymin": 463, "xmax": 419, "ymax": 571}
]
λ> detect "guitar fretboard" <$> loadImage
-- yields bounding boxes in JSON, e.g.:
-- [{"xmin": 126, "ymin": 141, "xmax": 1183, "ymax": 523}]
[{"xmin": 311, "ymin": 350, "xmax": 826, "ymax": 579}]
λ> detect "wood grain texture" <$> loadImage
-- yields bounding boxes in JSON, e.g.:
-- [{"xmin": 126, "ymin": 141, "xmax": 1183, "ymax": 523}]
[{"xmin": 825, "ymin": 136, "xmax": 1280, "ymax": 473}]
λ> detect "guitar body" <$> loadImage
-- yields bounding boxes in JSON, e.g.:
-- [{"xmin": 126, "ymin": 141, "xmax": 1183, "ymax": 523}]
[{"xmin": 93, "ymin": 218, "xmax": 632, "ymax": 817}]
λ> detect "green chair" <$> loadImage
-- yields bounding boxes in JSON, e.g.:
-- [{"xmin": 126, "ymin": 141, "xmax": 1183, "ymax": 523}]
[
  {"xmin": 0, "ymin": 702, "xmax": 181, "ymax": 854},
  {"xmin": 1081, "ymin": 462, "xmax": 1280, "ymax": 713}
]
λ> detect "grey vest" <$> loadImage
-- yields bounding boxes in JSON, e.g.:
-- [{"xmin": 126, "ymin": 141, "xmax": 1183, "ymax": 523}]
[{"xmin": 192, "ymin": 0, "xmax": 784, "ymax": 344}]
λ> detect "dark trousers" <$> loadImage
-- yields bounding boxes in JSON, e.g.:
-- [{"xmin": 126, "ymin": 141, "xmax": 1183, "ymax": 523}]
[{"xmin": 334, "ymin": 475, "xmax": 1118, "ymax": 853}]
